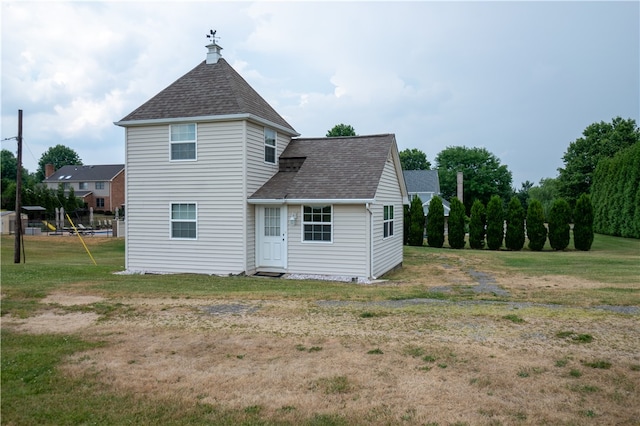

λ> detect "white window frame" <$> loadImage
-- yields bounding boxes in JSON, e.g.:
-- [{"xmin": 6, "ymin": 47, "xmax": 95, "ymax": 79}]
[
  {"xmin": 264, "ymin": 128, "xmax": 277, "ymax": 164},
  {"xmin": 170, "ymin": 202, "xmax": 197, "ymax": 240},
  {"xmin": 170, "ymin": 123, "xmax": 197, "ymax": 161},
  {"xmin": 95, "ymin": 182, "xmax": 105, "ymax": 190},
  {"xmin": 301, "ymin": 205, "xmax": 333, "ymax": 243},
  {"xmin": 383, "ymin": 205, "xmax": 394, "ymax": 239}
]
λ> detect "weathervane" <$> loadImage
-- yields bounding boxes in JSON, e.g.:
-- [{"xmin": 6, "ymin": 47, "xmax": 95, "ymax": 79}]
[{"xmin": 206, "ymin": 29, "xmax": 219, "ymax": 44}]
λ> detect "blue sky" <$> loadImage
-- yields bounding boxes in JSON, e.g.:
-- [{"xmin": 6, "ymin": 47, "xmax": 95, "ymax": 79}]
[{"xmin": 2, "ymin": 1, "xmax": 638, "ymax": 187}]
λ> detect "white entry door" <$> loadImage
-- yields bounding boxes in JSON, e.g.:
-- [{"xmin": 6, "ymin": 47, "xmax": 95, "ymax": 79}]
[{"xmin": 257, "ymin": 206, "xmax": 286, "ymax": 269}]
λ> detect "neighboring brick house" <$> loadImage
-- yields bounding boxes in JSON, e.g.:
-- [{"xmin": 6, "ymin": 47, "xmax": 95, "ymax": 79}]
[{"xmin": 43, "ymin": 164, "xmax": 125, "ymax": 212}]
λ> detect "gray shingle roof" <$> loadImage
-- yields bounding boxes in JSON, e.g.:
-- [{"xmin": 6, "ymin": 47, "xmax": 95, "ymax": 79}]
[
  {"xmin": 403, "ymin": 170, "xmax": 441, "ymax": 194},
  {"xmin": 44, "ymin": 164, "xmax": 124, "ymax": 182},
  {"xmin": 250, "ymin": 134, "xmax": 397, "ymax": 201},
  {"xmin": 118, "ymin": 59, "xmax": 296, "ymax": 134}
]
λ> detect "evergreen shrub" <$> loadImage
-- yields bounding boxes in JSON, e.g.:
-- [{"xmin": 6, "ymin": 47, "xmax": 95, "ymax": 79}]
[
  {"xmin": 448, "ymin": 197, "xmax": 466, "ymax": 249},
  {"xmin": 486, "ymin": 195, "xmax": 504, "ymax": 250},
  {"xmin": 426, "ymin": 196, "xmax": 445, "ymax": 248}
]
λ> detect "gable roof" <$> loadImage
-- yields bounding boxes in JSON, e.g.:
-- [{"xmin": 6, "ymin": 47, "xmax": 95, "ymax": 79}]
[
  {"xmin": 250, "ymin": 134, "xmax": 404, "ymax": 202},
  {"xmin": 44, "ymin": 164, "xmax": 124, "ymax": 182},
  {"xmin": 116, "ymin": 59, "xmax": 297, "ymax": 135},
  {"xmin": 403, "ymin": 170, "xmax": 441, "ymax": 194}
]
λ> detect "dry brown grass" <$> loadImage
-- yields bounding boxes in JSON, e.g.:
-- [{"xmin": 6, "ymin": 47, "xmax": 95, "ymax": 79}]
[{"xmin": 5, "ymin": 282, "xmax": 639, "ymax": 425}]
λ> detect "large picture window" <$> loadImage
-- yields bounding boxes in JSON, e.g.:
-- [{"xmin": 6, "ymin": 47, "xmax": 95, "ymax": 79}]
[
  {"xmin": 264, "ymin": 128, "xmax": 276, "ymax": 164},
  {"xmin": 384, "ymin": 205, "xmax": 394, "ymax": 238},
  {"xmin": 171, "ymin": 203, "xmax": 197, "ymax": 239},
  {"xmin": 170, "ymin": 123, "xmax": 196, "ymax": 160},
  {"xmin": 303, "ymin": 205, "xmax": 332, "ymax": 242}
]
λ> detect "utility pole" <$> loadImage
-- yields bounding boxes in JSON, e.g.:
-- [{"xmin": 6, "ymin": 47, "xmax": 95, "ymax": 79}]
[{"xmin": 14, "ymin": 109, "xmax": 23, "ymax": 263}]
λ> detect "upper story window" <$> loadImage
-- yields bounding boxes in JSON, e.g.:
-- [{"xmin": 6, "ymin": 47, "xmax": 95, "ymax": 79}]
[
  {"xmin": 383, "ymin": 205, "xmax": 394, "ymax": 238},
  {"xmin": 79, "ymin": 182, "xmax": 88, "ymax": 190},
  {"xmin": 95, "ymin": 182, "xmax": 105, "ymax": 190},
  {"xmin": 302, "ymin": 205, "xmax": 332, "ymax": 242},
  {"xmin": 264, "ymin": 128, "xmax": 276, "ymax": 164},
  {"xmin": 170, "ymin": 123, "xmax": 197, "ymax": 161},
  {"xmin": 170, "ymin": 203, "xmax": 197, "ymax": 239}
]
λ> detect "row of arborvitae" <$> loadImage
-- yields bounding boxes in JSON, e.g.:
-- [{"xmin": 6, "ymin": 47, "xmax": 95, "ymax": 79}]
[{"xmin": 408, "ymin": 193, "xmax": 594, "ymax": 251}]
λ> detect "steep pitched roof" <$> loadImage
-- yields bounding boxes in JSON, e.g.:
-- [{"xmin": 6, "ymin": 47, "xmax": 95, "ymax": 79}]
[
  {"xmin": 250, "ymin": 134, "xmax": 400, "ymax": 201},
  {"xmin": 44, "ymin": 164, "xmax": 124, "ymax": 182},
  {"xmin": 117, "ymin": 59, "xmax": 297, "ymax": 134},
  {"xmin": 403, "ymin": 170, "xmax": 441, "ymax": 194}
]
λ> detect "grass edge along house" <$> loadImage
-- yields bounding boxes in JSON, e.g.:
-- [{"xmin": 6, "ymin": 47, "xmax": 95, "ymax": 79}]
[{"xmin": 115, "ymin": 37, "xmax": 408, "ymax": 281}]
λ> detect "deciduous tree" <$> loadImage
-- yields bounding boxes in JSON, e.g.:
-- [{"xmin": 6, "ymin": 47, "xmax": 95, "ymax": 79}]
[
  {"xmin": 326, "ymin": 123, "xmax": 356, "ymax": 137},
  {"xmin": 399, "ymin": 148, "xmax": 431, "ymax": 171},
  {"xmin": 558, "ymin": 117, "xmax": 639, "ymax": 206},
  {"xmin": 435, "ymin": 146, "xmax": 512, "ymax": 214},
  {"xmin": 36, "ymin": 144, "xmax": 82, "ymax": 181}
]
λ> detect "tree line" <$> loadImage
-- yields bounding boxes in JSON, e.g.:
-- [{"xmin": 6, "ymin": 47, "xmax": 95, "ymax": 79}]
[
  {"xmin": 1, "ymin": 144, "xmax": 83, "ymax": 214},
  {"xmin": 400, "ymin": 116, "xmax": 639, "ymax": 240}
]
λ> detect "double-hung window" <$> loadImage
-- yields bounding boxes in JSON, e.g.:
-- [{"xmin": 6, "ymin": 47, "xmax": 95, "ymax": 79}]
[
  {"xmin": 170, "ymin": 203, "xmax": 197, "ymax": 239},
  {"xmin": 383, "ymin": 205, "xmax": 394, "ymax": 238},
  {"xmin": 95, "ymin": 182, "xmax": 105, "ymax": 190},
  {"xmin": 79, "ymin": 182, "xmax": 88, "ymax": 190},
  {"xmin": 264, "ymin": 128, "xmax": 276, "ymax": 164},
  {"xmin": 170, "ymin": 123, "xmax": 196, "ymax": 161},
  {"xmin": 302, "ymin": 205, "xmax": 332, "ymax": 242}
]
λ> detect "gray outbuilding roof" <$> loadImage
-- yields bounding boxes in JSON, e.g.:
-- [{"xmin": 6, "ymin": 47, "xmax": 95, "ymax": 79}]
[
  {"xmin": 117, "ymin": 58, "xmax": 297, "ymax": 134},
  {"xmin": 44, "ymin": 164, "xmax": 124, "ymax": 182},
  {"xmin": 403, "ymin": 170, "xmax": 441, "ymax": 194},
  {"xmin": 250, "ymin": 134, "xmax": 399, "ymax": 201}
]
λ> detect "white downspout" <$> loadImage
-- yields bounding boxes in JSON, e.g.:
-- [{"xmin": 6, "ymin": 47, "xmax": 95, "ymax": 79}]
[{"xmin": 366, "ymin": 202, "xmax": 374, "ymax": 280}]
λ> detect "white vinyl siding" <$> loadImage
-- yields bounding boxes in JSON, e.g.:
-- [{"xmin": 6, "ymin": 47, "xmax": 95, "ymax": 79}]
[
  {"xmin": 287, "ymin": 204, "xmax": 367, "ymax": 277},
  {"xmin": 372, "ymin": 156, "xmax": 404, "ymax": 277},
  {"xmin": 125, "ymin": 122, "xmax": 246, "ymax": 275},
  {"xmin": 245, "ymin": 123, "xmax": 290, "ymax": 272}
]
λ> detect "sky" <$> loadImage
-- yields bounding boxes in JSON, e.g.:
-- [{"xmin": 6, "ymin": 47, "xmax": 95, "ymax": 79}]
[{"xmin": 1, "ymin": 1, "xmax": 638, "ymax": 188}]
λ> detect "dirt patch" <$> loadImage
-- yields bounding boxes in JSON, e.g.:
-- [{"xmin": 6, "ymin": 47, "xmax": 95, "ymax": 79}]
[
  {"xmin": 42, "ymin": 293, "xmax": 105, "ymax": 306},
  {"xmin": 4, "ymin": 311, "xmax": 100, "ymax": 334}
]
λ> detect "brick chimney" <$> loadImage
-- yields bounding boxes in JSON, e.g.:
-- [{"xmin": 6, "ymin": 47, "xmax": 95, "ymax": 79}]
[{"xmin": 45, "ymin": 163, "xmax": 55, "ymax": 178}]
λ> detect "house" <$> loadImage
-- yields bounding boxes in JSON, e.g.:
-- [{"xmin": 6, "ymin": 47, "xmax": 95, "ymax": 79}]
[
  {"xmin": 114, "ymin": 39, "xmax": 408, "ymax": 280},
  {"xmin": 43, "ymin": 164, "xmax": 125, "ymax": 212},
  {"xmin": 403, "ymin": 170, "xmax": 450, "ymax": 216},
  {"xmin": 1, "ymin": 211, "xmax": 27, "ymax": 235}
]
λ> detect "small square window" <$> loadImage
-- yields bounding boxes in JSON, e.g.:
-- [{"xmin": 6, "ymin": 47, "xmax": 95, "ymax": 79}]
[
  {"xmin": 302, "ymin": 205, "xmax": 332, "ymax": 242},
  {"xmin": 79, "ymin": 182, "xmax": 88, "ymax": 190},
  {"xmin": 95, "ymin": 182, "xmax": 105, "ymax": 190}
]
